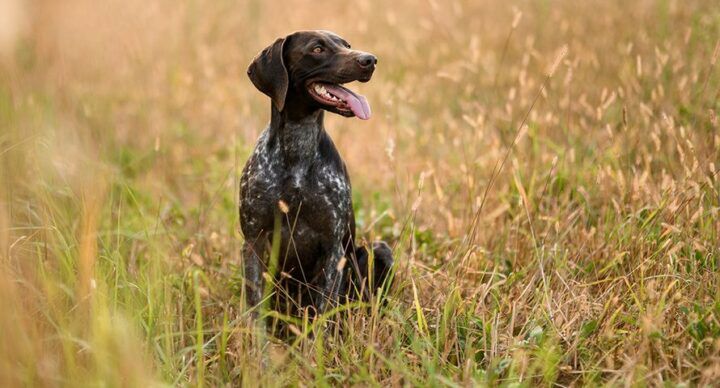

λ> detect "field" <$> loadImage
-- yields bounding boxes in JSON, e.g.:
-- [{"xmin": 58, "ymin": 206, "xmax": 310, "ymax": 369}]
[{"xmin": 1, "ymin": 0, "xmax": 719, "ymax": 386}]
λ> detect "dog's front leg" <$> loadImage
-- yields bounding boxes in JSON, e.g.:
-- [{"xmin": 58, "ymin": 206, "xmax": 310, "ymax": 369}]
[
  {"xmin": 243, "ymin": 239, "xmax": 265, "ymax": 318},
  {"xmin": 317, "ymin": 245, "xmax": 346, "ymax": 315}
]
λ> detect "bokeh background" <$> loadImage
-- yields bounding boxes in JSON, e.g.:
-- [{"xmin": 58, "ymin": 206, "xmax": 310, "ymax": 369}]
[{"xmin": 1, "ymin": 0, "xmax": 719, "ymax": 386}]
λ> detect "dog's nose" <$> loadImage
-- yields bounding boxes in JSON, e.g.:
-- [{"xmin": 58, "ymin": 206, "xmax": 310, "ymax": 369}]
[{"xmin": 356, "ymin": 54, "xmax": 377, "ymax": 68}]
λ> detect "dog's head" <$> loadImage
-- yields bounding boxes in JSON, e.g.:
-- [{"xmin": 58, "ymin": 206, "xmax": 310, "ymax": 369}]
[{"xmin": 247, "ymin": 30, "xmax": 377, "ymax": 120}]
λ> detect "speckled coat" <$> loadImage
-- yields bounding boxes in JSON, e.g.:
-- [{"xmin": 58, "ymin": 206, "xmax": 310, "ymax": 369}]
[
  {"xmin": 240, "ymin": 108, "xmax": 357, "ymax": 313},
  {"xmin": 240, "ymin": 30, "xmax": 393, "ymax": 317}
]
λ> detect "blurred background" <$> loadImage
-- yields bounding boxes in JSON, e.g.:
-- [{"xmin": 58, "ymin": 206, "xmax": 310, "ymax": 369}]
[{"xmin": 1, "ymin": 0, "xmax": 719, "ymax": 385}]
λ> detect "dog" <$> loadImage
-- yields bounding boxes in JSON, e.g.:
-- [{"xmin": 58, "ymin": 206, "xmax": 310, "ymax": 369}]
[{"xmin": 240, "ymin": 30, "xmax": 394, "ymax": 317}]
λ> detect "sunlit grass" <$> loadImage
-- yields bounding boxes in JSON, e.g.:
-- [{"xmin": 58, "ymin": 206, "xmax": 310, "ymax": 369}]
[{"xmin": 1, "ymin": 0, "xmax": 719, "ymax": 386}]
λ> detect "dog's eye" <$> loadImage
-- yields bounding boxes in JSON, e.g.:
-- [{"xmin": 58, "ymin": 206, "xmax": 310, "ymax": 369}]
[{"xmin": 312, "ymin": 46, "xmax": 324, "ymax": 54}]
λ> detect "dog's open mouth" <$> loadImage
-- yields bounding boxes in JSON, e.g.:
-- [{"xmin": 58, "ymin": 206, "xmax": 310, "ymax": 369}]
[{"xmin": 308, "ymin": 82, "xmax": 371, "ymax": 120}]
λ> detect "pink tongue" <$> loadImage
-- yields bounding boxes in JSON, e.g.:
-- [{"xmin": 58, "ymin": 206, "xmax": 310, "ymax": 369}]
[{"xmin": 324, "ymin": 84, "xmax": 371, "ymax": 120}]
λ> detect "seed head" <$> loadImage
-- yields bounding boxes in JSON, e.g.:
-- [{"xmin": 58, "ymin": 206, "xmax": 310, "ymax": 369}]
[
  {"xmin": 547, "ymin": 45, "xmax": 568, "ymax": 77},
  {"xmin": 278, "ymin": 200, "xmax": 289, "ymax": 214}
]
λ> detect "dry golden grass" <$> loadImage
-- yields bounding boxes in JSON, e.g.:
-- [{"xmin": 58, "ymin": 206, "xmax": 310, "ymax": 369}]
[{"xmin": 1, "ymin": 0, "xmax": 719, "ymax": 386}]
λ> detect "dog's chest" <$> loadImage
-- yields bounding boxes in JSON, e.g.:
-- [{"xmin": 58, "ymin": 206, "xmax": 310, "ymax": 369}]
[
  {"xmin": 306, "ymin": 164, "xmax": 350, "ymax": 216},
  {"xmin": 284, "ymin": 162, "xmax": 350, "ymax": 222},
  {"xmin": 241, "ymin": 129, "xmax": 352, "ymax": 235}
]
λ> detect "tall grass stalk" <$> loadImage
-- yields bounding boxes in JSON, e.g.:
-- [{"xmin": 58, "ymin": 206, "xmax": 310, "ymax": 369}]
[{"xmin": 1, "ymin": 0, "xmax": 720, "ymax": 385}]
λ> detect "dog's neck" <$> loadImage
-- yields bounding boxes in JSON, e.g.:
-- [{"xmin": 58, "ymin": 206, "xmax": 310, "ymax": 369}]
[{"xmin": 270, "ymin": 105, "xmax": 324, "ymax": 165}]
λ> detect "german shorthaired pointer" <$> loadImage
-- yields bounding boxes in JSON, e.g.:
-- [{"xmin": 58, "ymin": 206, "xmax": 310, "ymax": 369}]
[{"xmin": 241, "ymin": 30, "xmax": 394, "ymax": 317}]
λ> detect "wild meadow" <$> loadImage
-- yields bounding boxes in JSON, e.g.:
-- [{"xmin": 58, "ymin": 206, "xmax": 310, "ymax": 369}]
[{"xmin": 1, "ymin": 0, "xmax": 719, "ymax": 386}]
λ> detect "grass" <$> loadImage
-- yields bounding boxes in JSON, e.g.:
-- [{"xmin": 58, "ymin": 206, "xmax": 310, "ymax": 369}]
[{"xmin": 1, "ymin": 0, "xmax": 719, "ymax": 386}]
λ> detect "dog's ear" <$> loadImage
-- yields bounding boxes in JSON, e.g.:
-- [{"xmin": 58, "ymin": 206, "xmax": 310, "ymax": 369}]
[{"xmin": 247, "ymin": 37, "xmax": 289, "ymax": 111}]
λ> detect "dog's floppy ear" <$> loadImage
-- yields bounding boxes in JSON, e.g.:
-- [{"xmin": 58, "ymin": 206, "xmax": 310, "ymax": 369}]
[{"xmin": 247, "ymin": 37, "xmax": 289, "ymax": 111}]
